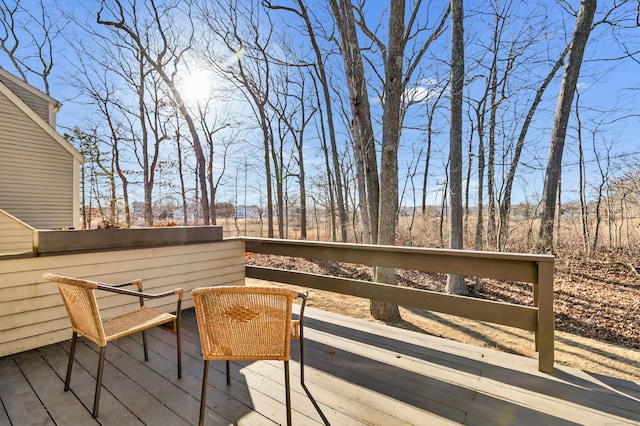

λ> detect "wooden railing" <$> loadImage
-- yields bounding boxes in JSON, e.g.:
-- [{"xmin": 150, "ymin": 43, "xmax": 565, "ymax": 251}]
[{"xmin": 242, "ymin": 237, "xmax": 555, "ymax": 373}]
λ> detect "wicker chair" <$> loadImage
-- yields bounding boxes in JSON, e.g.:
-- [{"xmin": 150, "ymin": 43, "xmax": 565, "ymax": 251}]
[
  {"xmin": 192, "ymin": 286, "xmax": 308, "ymax": 426},
  {"xmin": 43, "ymin": 273, "xmax": 183, "ymax": 418}
]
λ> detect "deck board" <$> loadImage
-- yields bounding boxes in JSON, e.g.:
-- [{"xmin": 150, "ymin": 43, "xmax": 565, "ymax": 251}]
[
  {"xmin": 11, "ymin": 350, "xmax": 96, "ymax": 425},
  {"xmin": 0, "ymin": 356, "xmax": 55, "ymax": 426},
  {"xmin": 1, "ymin": 306, "xmax": 639, "ymax": 425}
]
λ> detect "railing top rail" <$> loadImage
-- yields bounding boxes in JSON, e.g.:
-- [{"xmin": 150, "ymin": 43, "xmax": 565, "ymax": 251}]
[{"xmin": 240, "ymin": 237, "xmax": 553, "ymax": 284}]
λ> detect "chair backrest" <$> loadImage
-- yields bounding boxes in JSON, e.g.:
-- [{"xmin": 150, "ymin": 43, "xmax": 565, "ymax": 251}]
[
  {"xmin": 191, "ymin": 286, "xmax": 297, "ymax": 361},
  {"xmin": 43, "ymin": 273, "xmax": 106, "ymax": 347}
]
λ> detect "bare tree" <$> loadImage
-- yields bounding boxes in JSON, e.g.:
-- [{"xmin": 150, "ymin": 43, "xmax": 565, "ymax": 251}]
[
  {"xmin": 575, "ymin": 89, "xmax": 590, "ymax": 253},
  {"xmin": 447, "ymin": 0, "xmax": 466, "ymax": 295},
  {"xmin": 193, "ymin": 98, "xmax": 233, "ymax": 224},
  {"xmin": 270, "ymin": 64, "xmax": 317, "ymax": 240},
  {"xmin": 328, "ymin": 0, "xmax": 379, "ymax": 244},
  {"xmin": 421, "ymin": 81, "xmax": 447, "ymax": 214},
  {"xmin": 197, "ymin": 0, "xmax": 279, "ymax": 236},
  {"xmin": 265, "ymin": 0, "xmax": 349, "ymax": 242},
  {"xmin": 167, "ymin": 110, "xmax": 191, "ymax": 225},
  {"xmin": 498, "ymin": 42, "xmax": 571, "ymax": 251},
  {"xmin": 370, "ymin": 0, "xmax": 407, "ymax": 320},
  {"xmin": 97, "ymin": 0, "xmax": 212, "ymax": 225},
  {"xmin": 65, "ymin": 128, "xmax": 99, "ymax": 229},
  {"xmin": 329, "ymin": 0, "xmax": 449, "ymax": 316},
  {"xmin": 0, "ymin": 0, "xmax": 66, "ymax": 93},
  {"xmin": 538, "ymin": 0, "xmax": 597, "ymax": 253}
]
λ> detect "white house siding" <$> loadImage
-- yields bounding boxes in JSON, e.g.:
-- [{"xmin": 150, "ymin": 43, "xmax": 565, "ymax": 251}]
[
  {"xmin": 0, "ymin": 239, "xmax": 245, "ymax": 357},
  {"xmin": 0, "ymin": 72, "xmax": 52, "ymax": 125},
  {"xmin": 0, "ymin": 91, "xmax": 74, "ymax": 229},
  {"xmin": 0, "ymin": 209, "xmax": 34, "ymax": 255}
]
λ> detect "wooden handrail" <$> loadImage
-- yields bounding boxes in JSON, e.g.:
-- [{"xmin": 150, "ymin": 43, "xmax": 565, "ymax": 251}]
[{"xmin": 241, "ymin": 237, "xmax": 555, "ymax": 373}]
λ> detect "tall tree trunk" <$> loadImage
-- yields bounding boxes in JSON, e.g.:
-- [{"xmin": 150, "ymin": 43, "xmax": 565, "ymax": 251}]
[
  {"xmin": 312, "ymin": 78, "xmax": 338, "ymax": 240},
  {"xmin": 328, "ymin": 0, "xmax": 379, "ymax": 244},
  {"xmin": 370, "ymin": 0, "xmax": 405, "ymax": 322},
  {"xmin": 575, "ymin": 91, "xmax": 590, "ymax": 253},
  {"xmin": 464, "ymin": 127, "xmax": 473, "ymax": 235},
  {"xmin": 475, "ymin": 108, "xmax": 485, "ymax": 251},
  {"xmin": 538, "ymin": 0, "xmax": 597, "ymax": 253},
  {"xmin": 175, "ymin": 126, "xmax": 189, "ymax": 226},
  {"xmin": 353, "ymin": 130, "xmax": 371, "ymax": 243},
  {"xmin": 138, "ymin": 60, "xmax": 153, "ymax": 227},
  {"xmin": 446, "ymin": 0, "xmax": 467, "ymax": 295},
  {"xmin": 498, "ymin": 43, "xmax": 571, "ymax": 250},
  {"xmin": 422, "ymin": 85, "xmax": 446, "ymax": 214},
  {"xmin": 297, "ymin": 0, "xmax": 348, "ymax": 241},
  {"xmin": 486, "ymin": 57, "xmax": 498, "ymax": 249},
  {"xmin": 298, "ymin": 144, "xmax": 307, "ymax": 240}
]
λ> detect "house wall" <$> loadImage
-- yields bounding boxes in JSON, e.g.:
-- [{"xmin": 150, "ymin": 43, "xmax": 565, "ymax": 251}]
[
  {"xmin": 0, "ymin": 71, "xmax": 53, "ymax": 125},
  {"xmin": 0, "ymin": 209, "xmax": 34, "ymax": 255},
  {"xmin": 0, "ymin": 90, "xmax": 75, "ymax": 229},
  {"xmin": 0, "ymin": 238, "xmax": 245, "ymax": 357}
]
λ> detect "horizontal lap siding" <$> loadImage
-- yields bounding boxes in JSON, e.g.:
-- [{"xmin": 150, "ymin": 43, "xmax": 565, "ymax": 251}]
[
  {"xmin": 0, "ymin": 239, "xmax": 245, "ymax": 357},
  {"xmin": 0, "ymin": 78, "xmax": 50, "ymax": 123},
  {"xmin": 0, "ymin": 211, "xmax": 32, "ymax": 254},
  {"xmin": 0, "ymin": 92, "xmax": 73, "ymax": 229}
]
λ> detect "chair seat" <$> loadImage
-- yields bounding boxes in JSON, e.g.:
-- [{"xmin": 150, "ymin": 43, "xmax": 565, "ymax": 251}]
[{"xmin": 104, "ymin": 306, "xmax": 176, "ymax": 342}]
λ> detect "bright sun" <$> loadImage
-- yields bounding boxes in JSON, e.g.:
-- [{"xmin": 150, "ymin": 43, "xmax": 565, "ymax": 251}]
[{"xmin": 181, "ymin": 70, "xmax": 213, "ymax": 106}]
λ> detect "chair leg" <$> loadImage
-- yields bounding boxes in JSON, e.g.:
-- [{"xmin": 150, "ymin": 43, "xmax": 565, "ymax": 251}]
[
  {"xmin": 176, "ymin": 323, "xmax": 182, "ymax": 379},
  {"xmin": 199, "ymin": 360, "xmax": 209, "ymax": 426},
  {"xmin": 93, "ymin": 346, "xmax": 106, "ymax": 418},
  {"xmin": 64, "ymin": 332, "xmax": 77, "ymax": 391},
  {"xmin": 226, "ymin": 360, "xmax": 230, "ymax": 385},
  {"xmin": 142, "ymin": 330, "xmax": 149, "ymax": 361},
  {"xmin": 298, "ymin": 331, "xmax": 330, "ymax": 425},
  {"xmin": 284, "ymin": 360, "xmax": 292, "ymax": 426},
  {"xmin": 299, "ymin": 332, "xmax": 305, "ymax": 385}
]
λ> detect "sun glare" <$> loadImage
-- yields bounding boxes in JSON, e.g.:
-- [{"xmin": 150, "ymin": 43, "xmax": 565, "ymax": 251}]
[{"xmin": 182, "ymin": 70, "xmax": 213, "ymax": 106}]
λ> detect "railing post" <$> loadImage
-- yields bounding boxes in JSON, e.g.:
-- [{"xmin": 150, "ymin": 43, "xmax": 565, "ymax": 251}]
[{"xmin": 537, "ymin": 260, "xmax": 555, "ymax": 373}]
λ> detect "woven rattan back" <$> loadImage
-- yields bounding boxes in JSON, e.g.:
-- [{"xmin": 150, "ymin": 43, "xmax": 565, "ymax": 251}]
[
  {"xmin": 192, "ymin": 286, "xmax": 297, "ymax": 361},
  {"xmin": 44, "ymin": 273, "xmax": 106, "ymax": 347}
]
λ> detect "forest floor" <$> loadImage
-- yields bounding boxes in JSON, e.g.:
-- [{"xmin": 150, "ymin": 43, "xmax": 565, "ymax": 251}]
[{"xmin": 247, "ymin": 253, "xmax": 640, "ymax": 382}]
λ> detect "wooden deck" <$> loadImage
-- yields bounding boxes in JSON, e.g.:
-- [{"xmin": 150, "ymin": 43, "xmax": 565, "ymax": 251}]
[{"xmin": 1, "ymin": 306, "xmax": 638, "ymax": 425}]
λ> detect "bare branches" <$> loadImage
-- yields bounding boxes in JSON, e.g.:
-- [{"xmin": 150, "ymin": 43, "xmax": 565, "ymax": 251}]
[
  {"xmin": 0, "ymin": 0, "xmax": 27, "ymax": 80},
  {"xmin": 97, "ymin": 0, "xmax": 211, "ymax": 224},
  {"xmin": 0, "ymin": 0, "xmax": 67, "ymax": 93}
]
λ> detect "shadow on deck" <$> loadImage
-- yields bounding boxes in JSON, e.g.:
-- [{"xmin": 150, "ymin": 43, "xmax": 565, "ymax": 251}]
[{"xmin": 1, "ymin": 307, "xmax": 638, "ymax": 425}]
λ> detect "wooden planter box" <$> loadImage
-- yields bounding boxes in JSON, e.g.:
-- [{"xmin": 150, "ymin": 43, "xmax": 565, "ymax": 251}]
[{"xmin": 34, "ymin": 226, "xmax": 223, "ymax": 254}]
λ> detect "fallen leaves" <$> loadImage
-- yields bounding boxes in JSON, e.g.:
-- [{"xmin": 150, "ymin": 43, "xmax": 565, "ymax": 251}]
[{"xmin": 248, "ymin": 254, "xmax": 640, "ymax": 350}]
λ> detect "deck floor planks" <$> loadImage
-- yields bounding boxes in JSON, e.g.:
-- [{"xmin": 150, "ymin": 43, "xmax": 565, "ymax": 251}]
[
  {"xmin": 176, "ymin": 316, "xmax": 327, "ymax": 425},
  {"xmin": 0, "ymin": 355, "xmax": 55, "ymax": 426},
  {"xmin": 1, "ymin": 306, "xmax": 639, "ymax": 425},
  {"xmin": 109, "ymin": 334, "xmax": 244, "ymax": 425},
  {"xmin": 35, "ymin": 342, "xmax": 140, "ymax": 425},
  {"xmin": 305, "ymin": 307, "xmax": 640, "ymax": 425},
  {"xmin": 11, "ymin": 349, "xmax": 97, "ymax": 425},
  {"xmin": 463, "ymin": 391, "xmax": 583, "ymax": 426},
  {"xmin": 182, "ymin": 311, "xmax": 452, "ymax": 425},
  {"xmin": 297, "ymin": 331, "xmax": 469, "ymax": 423},
  {"xmin": 142, "ymin": 315, "xmax": 311, "ymax": 425},
  {"xmin": 255, "ymin": 352, "xmax": 461, "ymax": 425},
  {"xmin": 59, "ymin": 336, "xmax": 189, "ymax": 426},
  {"xmin": 237, "ymin": 348, "xmax": 422, "ymax": 425},
  {"xmin": 0, "ymin": 399, "xmax": 9, "ymax": 425}
]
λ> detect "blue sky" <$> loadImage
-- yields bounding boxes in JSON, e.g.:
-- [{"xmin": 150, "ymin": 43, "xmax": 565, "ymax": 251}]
[{"xmin": 2, "ymin": 0, "xmax": 639, "ymax": 210}]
